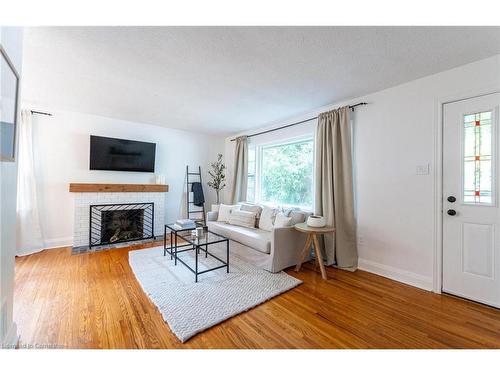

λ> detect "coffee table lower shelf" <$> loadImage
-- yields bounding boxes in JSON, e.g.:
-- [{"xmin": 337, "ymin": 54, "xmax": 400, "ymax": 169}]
[{"xmin": 163, "ymin": 224, "xmax": 229, "ymax": 282}]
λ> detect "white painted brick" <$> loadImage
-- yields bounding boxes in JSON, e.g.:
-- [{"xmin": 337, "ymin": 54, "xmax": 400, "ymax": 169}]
[{"xmin": 72, "ymin": 191, "xmax": 166, "ymax": 247}]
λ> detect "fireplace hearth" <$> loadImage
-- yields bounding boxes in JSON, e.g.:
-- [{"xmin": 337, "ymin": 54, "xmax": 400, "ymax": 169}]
[{"xmin": 89, "ymin": 203, "xmax": 154, "ymax": 248}]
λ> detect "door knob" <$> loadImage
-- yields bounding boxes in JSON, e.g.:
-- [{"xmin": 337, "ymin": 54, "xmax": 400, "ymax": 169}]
[
  {"xmin": 447, "ymin": 209, "xmax": 457, "ymax": 216},
  {"xmin": 447, "ymin": 196, "xmax": 456, "ymax": 203}
]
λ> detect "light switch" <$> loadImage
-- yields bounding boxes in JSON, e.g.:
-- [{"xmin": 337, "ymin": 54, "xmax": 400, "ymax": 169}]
[{"xmin": 416, "ymin": 164, "xmax": 430, "ymax": 175}]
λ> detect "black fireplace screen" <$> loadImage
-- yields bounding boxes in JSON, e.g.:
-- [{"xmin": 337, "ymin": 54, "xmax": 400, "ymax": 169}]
[{"xmin": 89, "ymin": 203, "xmax": 154, "ymax": 248}]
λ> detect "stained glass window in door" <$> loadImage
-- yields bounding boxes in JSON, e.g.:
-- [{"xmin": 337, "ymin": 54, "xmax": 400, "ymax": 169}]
[{"xmin": 463, "ymin": 111, "xmax": 493, "ymax": 204}]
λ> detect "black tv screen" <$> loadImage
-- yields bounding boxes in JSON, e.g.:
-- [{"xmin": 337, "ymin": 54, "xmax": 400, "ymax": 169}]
[{"xmin": 89, "ymin": 135, "xmax": 156, "ymax": 172}]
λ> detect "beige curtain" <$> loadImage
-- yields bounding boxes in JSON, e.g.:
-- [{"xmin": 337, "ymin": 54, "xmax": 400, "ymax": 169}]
[
  {"xmin": 230, "ymin": 136, "xmax": 248, "ymax": 204},
  {"xmin": 315, "ymin": 106, "xmax": 358, "ymax": 270}
]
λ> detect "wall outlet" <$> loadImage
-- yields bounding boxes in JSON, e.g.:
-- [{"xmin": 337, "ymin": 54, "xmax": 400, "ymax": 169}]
[
  {"xmin": 416, "ymin": 164, "xmax": 430, "ymax": 175},
  {"xmin": 357, "ymin": 236, "xmax": 365, "ymax": 246}
]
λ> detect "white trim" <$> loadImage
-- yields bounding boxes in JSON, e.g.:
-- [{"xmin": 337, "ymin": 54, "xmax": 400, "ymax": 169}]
[
  {"xmin": 442, "ymin": 288, "xmax": 500, "ymax": 309},
  {"xmin": 44, "ymin": 237, "xmax": 73, "ymax": 249},
  {"xmin": 433, "ymin": 86, "xmax": 500, "ymax": 294},
  {"xmin": 433, "ymin": 94, "xmax": 443, "ymax": 294},
  {"xmin": 17, "ymin": 237, "xmax": 73, "ymax": 256},
  {"xmin": 358, "ymin": 258, "xmax": 433, "ymax": 291},
  {"xmin": 1, "ymin": 322, "xmax": 18, "ymax": 349}
]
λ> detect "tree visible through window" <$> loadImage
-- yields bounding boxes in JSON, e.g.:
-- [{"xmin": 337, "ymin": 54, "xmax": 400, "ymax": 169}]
[{"xmin": 247, "ymin": 138, "xmax": 314, "ymax": 208}]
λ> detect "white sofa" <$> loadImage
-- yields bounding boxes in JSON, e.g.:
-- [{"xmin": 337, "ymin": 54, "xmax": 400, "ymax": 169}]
[{"xmin": 206, "ymin": 206, "xmax": 311, "ymax": 273}]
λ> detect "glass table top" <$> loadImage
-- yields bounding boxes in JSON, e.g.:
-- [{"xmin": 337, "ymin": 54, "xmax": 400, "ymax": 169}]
[{"xmin": 176, "ymin": 230, "xmax": 228, "ymax": 246}]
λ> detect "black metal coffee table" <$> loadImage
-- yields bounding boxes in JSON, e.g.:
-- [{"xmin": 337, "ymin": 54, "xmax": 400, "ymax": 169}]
[
  {"xmin": 164, "ymin": 224, "xmax": 229, "ymax": 282},
  {"xmin": 163, "ymin": 223, "xmax": 201, "ymax": 259}
]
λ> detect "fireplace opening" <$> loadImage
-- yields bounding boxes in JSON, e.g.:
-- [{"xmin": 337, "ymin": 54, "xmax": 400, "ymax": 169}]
[
  {"xmin": 101, "ymin": 209, "xmax": 144, "ymax": 244},
  {"xmin": 89, "ymin": 203, "xmax": 154, "ymax": 248}
]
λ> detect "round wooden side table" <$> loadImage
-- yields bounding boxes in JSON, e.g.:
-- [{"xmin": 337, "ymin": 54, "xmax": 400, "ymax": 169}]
[{"xmin": 294, "ymin": 222, "xmax": 335, "ymax": 280}]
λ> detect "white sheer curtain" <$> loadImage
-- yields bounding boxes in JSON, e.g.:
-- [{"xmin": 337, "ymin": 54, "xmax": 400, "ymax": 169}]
[{"xmin": 16, "ymin": 109, "xmax": 44, "ymax": 256}]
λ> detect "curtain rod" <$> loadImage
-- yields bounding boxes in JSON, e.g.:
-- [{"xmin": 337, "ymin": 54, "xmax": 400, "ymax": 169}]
[
  {"xmin": 230, "ymin": 102, "xmax": 368, "ymax": 141},
  {"xmin": 31, "ymin": 110, "xmax": 53, "ymax": 116}
]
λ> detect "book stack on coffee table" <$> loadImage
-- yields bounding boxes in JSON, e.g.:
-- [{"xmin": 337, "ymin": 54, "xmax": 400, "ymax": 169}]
[{"xmin": 172, "ymin": 219, "xmax": 196, "ymax": 231}]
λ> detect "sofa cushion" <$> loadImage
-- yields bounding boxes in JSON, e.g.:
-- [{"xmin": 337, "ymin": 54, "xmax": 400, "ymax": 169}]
[
  {"xmin": 217, "ymin": 204, "xmax": 239, "ymax": 222},
  {"xmin": 228, "ymin": 209, "xmax": 256, "ymax": 228},
  {"xmin": 259, "ymin": 206, "xmax": 277, "ymax": 231},
  {"xmin": 240, "ymin": 203, "xmax": 262, "ymax": 227},
  {"xmin": 289, "ymin": 210, "xmax": 307, "ymax": 225},
  {"xmin": 240, "ymin": 203, "xmax": 263, "ymax": 218},
  {"xmin": 208, "ymin": 221, "xmax": 271, "ymax": 254},
  {"xmin": 281, "ymin": 207, "xmax": 299, "ymax": 216},
  {"xmin": 274, "ymin": 213, "xmax": 293, "ymax": 228}
]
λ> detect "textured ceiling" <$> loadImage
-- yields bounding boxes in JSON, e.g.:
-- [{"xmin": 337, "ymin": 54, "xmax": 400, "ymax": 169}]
[{"xmin": 22, "ymin": 26, "xmax": 500, "ymax": 135}]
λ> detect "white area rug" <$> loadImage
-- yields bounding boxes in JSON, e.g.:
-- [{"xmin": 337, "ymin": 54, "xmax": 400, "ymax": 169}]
[{"xmin": 129, "ymin": 245, "xmax": 302, "ymax": 342}]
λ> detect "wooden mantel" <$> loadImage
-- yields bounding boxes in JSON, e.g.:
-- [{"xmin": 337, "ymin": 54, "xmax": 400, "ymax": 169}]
[{"xmin": 69, "ymin": 183, "xmax": 169, "ymax": 193}]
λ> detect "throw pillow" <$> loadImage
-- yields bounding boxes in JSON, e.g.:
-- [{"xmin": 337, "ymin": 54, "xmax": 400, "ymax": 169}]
[
  {"xmin": 274, "ymin": 213, "xmax": 293, "ymax": 228},
  {"xmin": 240, "ymin": 204, "xmax": 263, "ymax": 218},
  {"xmin": 280, "ymin": 207, "xmax": 299, "ymax": 216},
  {"xmin": 228, "ymin": 209, "xmax": 257, "ymax": 228},
  {"xmin": 217, "ymin": 204, "xmax": 239, "ymax": 222},
  {"xmin": 289, "ymin": 210, "xmax": 307, "ymax": 225},
  {"xmin": 241, "ymin": 204, "xmax": 263, "ymax": 227},
  {"xmin": 258, "ymin": 206, "xmax": 277, "ymax": 231}
]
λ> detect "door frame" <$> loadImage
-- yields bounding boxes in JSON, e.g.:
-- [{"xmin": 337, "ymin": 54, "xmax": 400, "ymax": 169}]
[{"xmin": 433, "ymin": 86, "xmax": 500, "ymax": 294}]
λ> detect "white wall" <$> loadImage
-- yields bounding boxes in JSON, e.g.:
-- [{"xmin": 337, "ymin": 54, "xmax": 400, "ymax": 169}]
[
  {"xmin": 0, "ymin": 26, "xmax": 23, "ymax": 347},
  {"xmin": 25, "ymin": 108, "xmax": 224, "ymax": 248},
  {"xmin": 225, "ymin": 54, "xmax": 500, "ymax": 291}
]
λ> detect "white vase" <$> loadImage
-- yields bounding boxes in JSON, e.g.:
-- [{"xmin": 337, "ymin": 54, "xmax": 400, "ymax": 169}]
[
  {"xmin": 155, "ymin": 174, "xmax": 165, "ymax": 184},
  {"xmin": 211, "ymin": 204, "xmax": 220, "ymax": 212}
]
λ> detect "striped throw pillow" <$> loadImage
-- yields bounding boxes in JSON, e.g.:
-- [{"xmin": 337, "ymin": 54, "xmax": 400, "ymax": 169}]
[{"xmin": 228, "ymin": 209, "xmax": 257, "ymax": 228}]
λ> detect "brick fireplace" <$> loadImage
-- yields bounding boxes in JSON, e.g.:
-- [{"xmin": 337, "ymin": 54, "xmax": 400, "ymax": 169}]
[{"xmin": 69, "ymin": 183, "xmax": 168, "ymax": 251}]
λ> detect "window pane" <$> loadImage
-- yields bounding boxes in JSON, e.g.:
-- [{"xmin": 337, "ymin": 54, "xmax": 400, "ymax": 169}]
[
  {"xmin": 246, "ymin": 146, "xmax": 256, "ymax": 202},
  {"xmin": 248, "ymin": 146, "xmax": 255, "ymax": 159},
  {"xmin": 463, "ymin": 111, "xmax": 493, "ymax": 204},
  {"xmin": 247, "ymin": 175, "xmax": 255, "ymax": 202},
  {"xmin": 464, "ymin": 126, "xmax": 475, "ymax": 157},
  {"xmin": 464, "ymin": 160, "xmax": 476, "ymax": 201},
  {"xmin": 480, "ymin": 123, "xmax": 492, "ymax": 156},
  {"xmin": 248, "ymin": 147, "xmax": 256, "ymax": 173},
  {"xmin": 260, "ymin": 139, "xmax": 314, "ymax": 208}
]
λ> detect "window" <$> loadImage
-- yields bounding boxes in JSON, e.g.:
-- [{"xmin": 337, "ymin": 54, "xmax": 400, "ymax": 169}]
[
  {"xmin": 247, "ymin": 147, "xmax": 256, "ymax": 202},
  {"xmin": 463, "ymin": 111, "xmax": 493, "ymax": 204},
  {"xmin": 247, "ymin": 138, "xmax": 314, "ymax": 209}
]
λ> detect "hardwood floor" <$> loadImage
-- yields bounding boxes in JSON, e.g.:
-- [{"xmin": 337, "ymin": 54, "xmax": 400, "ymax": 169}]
[{"xmin": 14, "ymin": 241, "xmax": 500, "ymax": 349}]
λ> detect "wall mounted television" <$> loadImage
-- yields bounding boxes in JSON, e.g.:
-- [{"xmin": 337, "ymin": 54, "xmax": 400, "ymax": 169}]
[{"xmin": 89, "ymin": 135, "xmax": 156, "ymax": 172}]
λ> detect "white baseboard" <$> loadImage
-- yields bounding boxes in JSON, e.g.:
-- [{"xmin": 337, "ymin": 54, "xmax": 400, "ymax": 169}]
[
  {"xmin": 44, "ymin": 237, "xmax": 73, "ymax": 249},
  {"xmin": 1, "ymin": 322, "xmax": 18, "ymax": 349},
  {"xmin": 358, "ymin": 258, "xmax": 433, "ymax": 291}
]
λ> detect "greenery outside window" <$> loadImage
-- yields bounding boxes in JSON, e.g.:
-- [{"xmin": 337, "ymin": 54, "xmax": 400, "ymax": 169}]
[{"xmin": 247, "ymin": 137, "xmax": 314, "ymax": 209}]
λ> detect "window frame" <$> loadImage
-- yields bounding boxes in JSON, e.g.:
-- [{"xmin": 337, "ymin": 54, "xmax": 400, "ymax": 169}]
[{"xmin": 247, "ymin": 135, "xmax": 315, "ymax": 210}]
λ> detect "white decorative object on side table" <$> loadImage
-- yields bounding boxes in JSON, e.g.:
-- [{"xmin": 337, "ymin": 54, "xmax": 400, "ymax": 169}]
[{"xmin": 306, "ymin": 215, "xmax": 326, "ymax": 228}]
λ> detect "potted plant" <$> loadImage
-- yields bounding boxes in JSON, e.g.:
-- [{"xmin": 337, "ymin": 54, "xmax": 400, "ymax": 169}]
[{"xmin": 207, "ymin": 153, "xmax": 226, "ymax": 211}]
